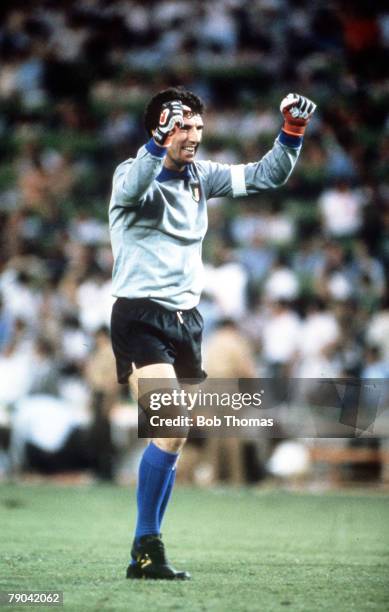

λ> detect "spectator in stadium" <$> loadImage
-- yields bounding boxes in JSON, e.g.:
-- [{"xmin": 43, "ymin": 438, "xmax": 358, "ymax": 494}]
[
  {"xmin": 261, "ymin": 299, "xmax": 301, "ymax": 379},
  {"xmin": 10, "ymin": 393, "xmax": 90, "ymax": 476},
  {"xmin": 85, "ymin": 326, "xmax": 119, "ymax": 481},
  {"xmin": 0, "ymin": 296, "xmax": 13, "ymax": 352},
  {"xmin": 203, "ymin": 318, "xmax": 257, "ymax": 485},
  {"xmin": 203, "ymin": 245, "xmax": 249, "ymax": 319},
  {"xmin": 367, "ymin": 290, "xmax": 389, "ymax": 363},
  {"xmin": 237, "ymin": 234, "xmax": 275, "ymax": 285},
  {"xmin": 205, "ymin": 318, "xmax": 256, "ymax": 379},
  {"xmin": 108, "ymin": 86, "xmax": 316, "ymax": 580},
  {"xmin": 0, "ymin": 318, "xmax": 35, "ymax": 406},
  {"xmin": 263, "ymin": 254, "xmax": 299, "ymax": 302},
  {"xmin": 318, "ymin": 179, "xmax": 365, "ymax": 240},
  {"xmin": 361, "ymin": 345, "xmax": 389, "ymax": 380}
]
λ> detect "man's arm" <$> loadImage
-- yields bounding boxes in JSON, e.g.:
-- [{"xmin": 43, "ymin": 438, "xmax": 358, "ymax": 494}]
[
  {"xmin": 111, "ymin": 100, "xmax": 184, "ymax": 206},
  {"xmin": 112, "ymin": 141, "xmax": 167, "ymax": 206},
  {"xmin": 199, "ymin": 93, "xmax": 316, "ymax": 200}
]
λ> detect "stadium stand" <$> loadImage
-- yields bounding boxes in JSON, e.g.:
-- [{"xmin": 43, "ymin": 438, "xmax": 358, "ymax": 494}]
[{"xmin": 0, "ymin": 0, "xmax": 388, "ymax": 483}]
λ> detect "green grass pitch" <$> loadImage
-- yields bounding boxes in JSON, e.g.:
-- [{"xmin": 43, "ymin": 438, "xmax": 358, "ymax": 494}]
[{"xmin": 0, "ymin": 484, "xmax": 388, "ymax": 611}]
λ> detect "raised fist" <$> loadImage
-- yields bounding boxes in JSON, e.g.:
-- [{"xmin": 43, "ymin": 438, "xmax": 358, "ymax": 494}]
[
  {"xmin": 153, "ymin": 100, "xmax": 184, "ymax": 146},
  {"xmin": 280, "ymin": 93, "xmax": 317, "ymax": 137}
]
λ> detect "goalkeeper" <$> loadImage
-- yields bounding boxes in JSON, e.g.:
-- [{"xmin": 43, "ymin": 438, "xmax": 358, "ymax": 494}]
[{"xmin": 109, "ymin": 88, "xmax": 316, "ymax": 580}]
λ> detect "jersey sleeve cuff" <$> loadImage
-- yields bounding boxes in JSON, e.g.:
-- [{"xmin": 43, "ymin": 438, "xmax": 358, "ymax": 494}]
[
  {"xmin": 145, "ymin": 138, "xmax": 168, "ymax": 158},
  {"xmin": 278, "ymin": 131, "xmax": 303, "ymax": 148}
]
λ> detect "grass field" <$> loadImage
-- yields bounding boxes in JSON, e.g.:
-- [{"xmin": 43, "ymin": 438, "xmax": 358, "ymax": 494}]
[{"xmin": 0, "ymin": 483, "xmax": 388, "ymax": 612}]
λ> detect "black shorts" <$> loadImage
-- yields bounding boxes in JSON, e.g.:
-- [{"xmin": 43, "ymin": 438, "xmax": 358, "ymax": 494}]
[{"xmin": 110, "ymin": 297, "xmax": 207, "ymax": 384}]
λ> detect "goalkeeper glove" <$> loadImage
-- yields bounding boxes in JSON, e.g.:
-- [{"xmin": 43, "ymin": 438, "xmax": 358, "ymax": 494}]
[
  {"xmin": 280, "ymin": 93, "xmax": 317, "ymax": 137},
  {"xmin": 153, "ymin": 100, "xmax": 184, "ymax": 146}
]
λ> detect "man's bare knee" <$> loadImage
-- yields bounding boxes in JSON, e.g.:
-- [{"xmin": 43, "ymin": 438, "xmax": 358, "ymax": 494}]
[
  {"xmin": 154, "ymin": 437, "xmax": 187, "ymax": 454},
  {"xmin": 130, "ymin": 363, "xmax": 190, "ymax": 450},
  {"xmin": 129, "ymin": 363, "xmax": 177, "ymax": 402}
]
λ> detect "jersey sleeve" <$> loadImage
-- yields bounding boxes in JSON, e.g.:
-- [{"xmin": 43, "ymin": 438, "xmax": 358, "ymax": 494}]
[
  {"xmin": 110, "ymin": 139, "xmax": 167, "ymax": 208},
  {"xmin": 197, "ymin": 132, "xmax": 302, "ymax": 200}
]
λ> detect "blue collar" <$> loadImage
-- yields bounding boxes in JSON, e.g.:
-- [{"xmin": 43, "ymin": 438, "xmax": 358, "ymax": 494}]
[{"xmin": 157, "ymin": 165, "xmax": 192, "ymax": 182}]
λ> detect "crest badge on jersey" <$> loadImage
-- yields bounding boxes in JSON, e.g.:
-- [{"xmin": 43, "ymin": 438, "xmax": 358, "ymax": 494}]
[{"xmin": 190, "ymin": 182, "xmax": 201, "ymax": 203}]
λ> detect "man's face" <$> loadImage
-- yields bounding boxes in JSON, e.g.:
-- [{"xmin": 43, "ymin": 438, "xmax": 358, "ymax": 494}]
[{"xmin": 165, "ymin": 106, "xmax": 203, "ymax": 170}]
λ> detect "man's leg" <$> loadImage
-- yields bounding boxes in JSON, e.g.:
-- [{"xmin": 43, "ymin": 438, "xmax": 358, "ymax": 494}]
[
  {"xmin": 158, "ymin": 463, "xmax": 176, "ymax": 527},
  {"xmin": 127, "ymin": 363, "xmax": 189, "ymax": 580}
]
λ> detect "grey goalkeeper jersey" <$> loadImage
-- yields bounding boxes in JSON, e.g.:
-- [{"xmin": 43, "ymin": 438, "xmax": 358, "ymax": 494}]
[{"xmin": 109, "ymin": 133, "xmax": 302, "ymax": 310}]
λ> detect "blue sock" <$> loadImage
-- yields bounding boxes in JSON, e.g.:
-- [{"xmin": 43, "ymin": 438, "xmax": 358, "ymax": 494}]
[
  {"xmin": 134, "ymin": 443, "xmax": 178, "ymax": 542},
  {"xmin": 158, "ymin": 467, "xmax": 176, "ymax": 529}
]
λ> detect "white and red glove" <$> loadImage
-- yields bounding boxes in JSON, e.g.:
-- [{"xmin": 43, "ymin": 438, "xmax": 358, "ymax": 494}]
[
  {"xmin": 153, "ymin": 100, "xmax": 184, "ymax": 146},
  {"xmin": 280, "ymin": 93, "xmax": 317, "ymax": 137}
]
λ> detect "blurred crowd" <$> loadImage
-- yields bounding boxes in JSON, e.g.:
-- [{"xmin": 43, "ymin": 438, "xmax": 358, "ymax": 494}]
[{"xmin": 0, "ymin": 0, "xmax": 388, "ymax": 479}]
